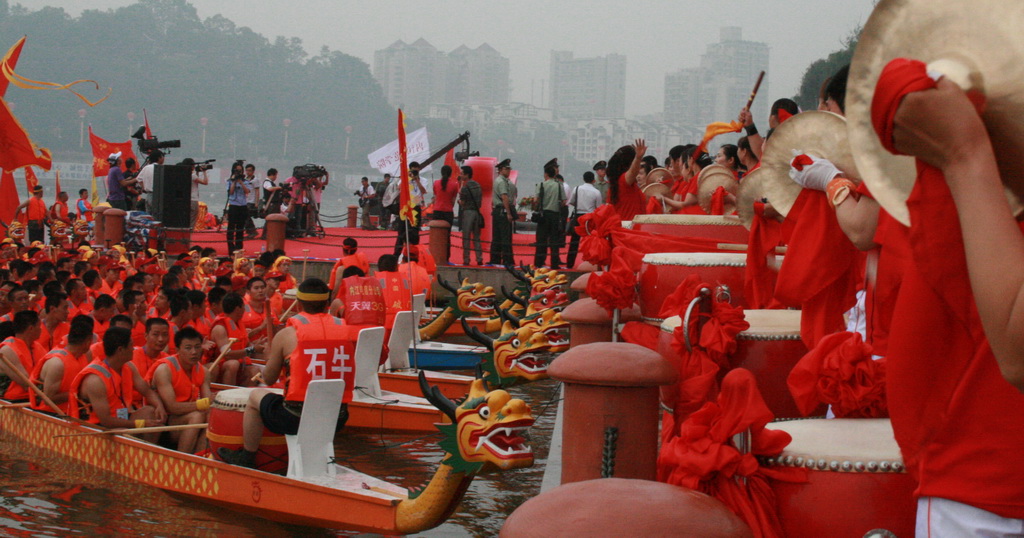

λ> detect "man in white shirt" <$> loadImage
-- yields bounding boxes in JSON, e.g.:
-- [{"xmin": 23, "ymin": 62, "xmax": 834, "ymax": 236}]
[
  {"xmin": 357, "ymin": 177, "xmax": 376, "ymax": 230},
  {"xmin": 137, "ymin": 149, "xmax": 165, "ymax": 212},
  {"xmin": 566, "ymin": 171, "xmax": 604, "ymax": 268},
  {"xmin": 243, "ymin": 164, "xmax": 259, "ymax": 238}
]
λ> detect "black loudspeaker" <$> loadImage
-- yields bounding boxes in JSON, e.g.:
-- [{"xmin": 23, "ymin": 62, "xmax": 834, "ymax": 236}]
[{"xmin": 150, "ymin": 165, "xmax": 192, "ymax": 228}]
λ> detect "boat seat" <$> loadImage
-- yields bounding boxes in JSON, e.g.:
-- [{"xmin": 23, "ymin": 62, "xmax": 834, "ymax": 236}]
[
  {"xmin": 352, "ymin": 326, "xmax": 385, "ymax": 400},
  {"xmin": 412, "ymin": 293, "xmax": 426, "ymax": 343},
  {"xmin": 383, "ymin": 310, "xmax": 415, "ymax": 371},
  {"xmin": 285, "ymin": 378, "xmax": 345, "ymax": 479}
]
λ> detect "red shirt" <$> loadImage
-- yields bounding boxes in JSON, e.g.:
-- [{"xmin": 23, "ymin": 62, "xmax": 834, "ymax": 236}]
[
  {"xmin": 612, "ymin": 173, "xmax": 644, "ymax": 221},
  {"xmin": 432, "ymin": 178, "xmax": 459, "ymax": 212}
]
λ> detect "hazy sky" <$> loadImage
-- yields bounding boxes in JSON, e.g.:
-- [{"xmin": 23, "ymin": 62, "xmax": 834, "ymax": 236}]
[{"xmin": 22, "ymin": 0, "xmax": 873, "ymax": 117}]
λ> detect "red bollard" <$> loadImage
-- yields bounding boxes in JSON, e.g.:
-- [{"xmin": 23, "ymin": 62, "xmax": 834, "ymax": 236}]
[
  {"xmin": 92, "ymin": 206, "xmax": 108, "ymax": 247},
  {"xmin": 347, "ymin": 205, "xmax": 358, "ymax": 229},
  {"xmin": 560, "ymin": 297, "xmax": 640, "ymax": 347},
  {"xmin": 549, "ymin": 342, "xmax": 677, "ymax": 483},
  {"xmin": 264, "ymin": 213, "xmax": 289, "ymax": 253},
  {"xmin": 428, "ymin": 219, "xmax": 451, "ymax": 266},
  {"xmin": 103, "ymin": 208, "xmax": 127, "ymax": 248},
  {"xmin": 501, "ymin": 478, "xmax": 752, "ymax": 538},
  {"xmin": 569, "ymin": 271, "xmax": 595, "ymax": 299}
]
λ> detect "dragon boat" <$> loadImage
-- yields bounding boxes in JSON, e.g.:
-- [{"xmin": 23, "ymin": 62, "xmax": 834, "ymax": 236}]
[
  {"xmin": 0, "ymin": 374, "xmax": 536, "ymax": 535},
  {"xmin": 461, "ymin": 318, "xmax": 553, "ymax": 388},
  {"xmin": 418, "ymin": 276, "xmax": 501, "ymax": 340}
]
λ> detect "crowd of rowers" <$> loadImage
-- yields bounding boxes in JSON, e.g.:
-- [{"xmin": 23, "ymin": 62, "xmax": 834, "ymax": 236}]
[{"xmin": 0, "ymin": 236, "xmax": 439, "ymax": 456}]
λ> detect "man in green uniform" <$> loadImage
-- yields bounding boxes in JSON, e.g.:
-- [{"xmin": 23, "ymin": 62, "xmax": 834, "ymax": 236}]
[
  {"xmin": 533, "ymin": 163, "xmax": 564, "ymax": 269},
  {"xmin": 489, "ymin": 159, "xmax": 517, "ymax": 266},
  {"xmin": 593, "ymin": 160, "xmax": 609, "ymax": 202}
]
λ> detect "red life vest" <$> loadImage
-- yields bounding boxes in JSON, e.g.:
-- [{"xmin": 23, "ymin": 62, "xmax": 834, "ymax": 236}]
[
  {"xmin": 130, "ymin": 346, "xmax": 166, "ymax": 407},
  {"xmin": 146, "ymin": 355, "xmax": 204, "ymax": 403},
  {"xmin": 29, "ymin": 348, "xmax": 89, "ymax": 413},
  {"xmin": 27, "ymin": 197, "xmax": 46, "ymax": 221},
  {"xmin": 284, "ymin": 313, "xmax": 358, "ymax": 404},
  {"xmin": 375, "ymin": 271, "xmax": 411, "ymax": 330},
  {"xmin": 69, "ymin": 359, "xmax": 131, "ymax": 425},
  {"xmin": 0, "ymin": 336, "xmax": 44, "ymax": 401},
  {"xmin": 211, "ymin": 314, "xmax": 248, "ymax": 365},
  {"xmin": 339, "ymin": 275, "xmax": 386, "ymax": 328}
]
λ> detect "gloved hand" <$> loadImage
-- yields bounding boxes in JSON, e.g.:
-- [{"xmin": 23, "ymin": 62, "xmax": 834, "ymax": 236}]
[{"xmin": 789, "ymin": 152, "xmax": 841, "ymax": 191}]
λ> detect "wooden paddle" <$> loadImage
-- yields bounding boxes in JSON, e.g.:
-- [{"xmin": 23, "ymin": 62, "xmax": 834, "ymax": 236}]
[
  {"xmin": 277, "ymin": 297, "xmax": 298, "ymax": 322},
  {"xmin": 206, "ymin": 337, "xmax": 239, "ymax": 373},
  {"xmin": 53, "ymin": 422, "xmax": 208, "ymax": 438},
  {"xmin": 0, "ymin": 352, "xmax": 66, "ymax": 416}
]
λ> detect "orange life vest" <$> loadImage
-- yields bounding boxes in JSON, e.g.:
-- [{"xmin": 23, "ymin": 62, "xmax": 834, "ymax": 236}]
[
  {"xmin": 284, "ymin": 313, "xmax": 358, "ymax": 404},
  {"xmin": 146, "ymin": 355, "xmax": 204, "ymax": 403},
  {"xmin": 29, "ymin": 348, "xmax": 89, "ymax": 413},
  {"xmin": 27, "ymin": 197, "xmax": 46, "ymax": 221},
  {"xmin": 69, "ymin": 359, "xmax": 132, "ymax": 424},
  {"xmin": 339, "ymin": 275, "xmax": 386, "ymax": 327},
  {"xmin": 375, "ymin": 271, "xmax": 411, "ymax": 330},
  {"xmin": 0, "ymin": 336, "xmax": 44, "ymax": 401},
  {"xmin": 130, "ymin": 346, "xmax": 166, "ymax": 407}
]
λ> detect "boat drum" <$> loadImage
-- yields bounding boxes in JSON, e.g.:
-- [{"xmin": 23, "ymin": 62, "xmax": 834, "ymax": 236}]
[
  {"xmin": 659, "ymin": 310, "xmax": 813, "ymax": 420},
  {"xmin": 761, "ymin": 418, "xmax": 916, "ymax": 538},
  {"xmin": 639, "ymin": 252, "xmax": 748, "ymax": 323},
  {"xmin": 630, "ymin": 214, "xmax": 749, "ymax": 244},
  {"xmin": 208, "ymin": 388, "xmax": 288, "ymax": 473}
]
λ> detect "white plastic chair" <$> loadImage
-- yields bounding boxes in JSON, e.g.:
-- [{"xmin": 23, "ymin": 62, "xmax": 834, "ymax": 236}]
[
  {"xmin": 384, "ymin": 310, "xmax": 415, "ymax": 371},
  {"xmin": 411, "ymin": 293, "xmax": 426, "ymax": 343},
  {"xmin": 285, "ymin": 378, "xmax": 345, "ymax": 479},
  {"xmin": 352, "ymin": 326, "xmax": 385, "ymax": 400}
]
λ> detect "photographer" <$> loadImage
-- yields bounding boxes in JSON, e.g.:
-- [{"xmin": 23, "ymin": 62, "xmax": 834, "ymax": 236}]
[
  {"xmin": 179, "ymin": 158, "xmax": 210, "ymax": 229},
  {"xmin": 243, "ymin": 164, "xmax": 259, "ymax": 239},
  {"xmin": 225, "ymin": 161, "xmax": 249, "ymax": 253},
  {"xmin": 136, "ymin": 149, "xmax": 165, "ymax": 212},
  {"xmin": 381, "ymin": 173, "xmax": 399, "ymax": 230},
  {"xmin": 262, "ymin": 167, "xmax": 283, "ymax": 215},
  {"xmin": 356, "ymin": 177, "xmax": 375, "ymax": 230}
]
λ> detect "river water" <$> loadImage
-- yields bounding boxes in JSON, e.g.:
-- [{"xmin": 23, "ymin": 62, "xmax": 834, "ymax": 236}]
[{"xmin": 0, "ymin": 378, "xmax": 561, "ymax": 537}]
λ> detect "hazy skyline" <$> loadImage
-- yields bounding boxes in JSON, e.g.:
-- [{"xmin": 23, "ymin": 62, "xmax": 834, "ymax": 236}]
[{"xmin": 20, "ymin": 0, "xmax": 872, "ymax": 117}]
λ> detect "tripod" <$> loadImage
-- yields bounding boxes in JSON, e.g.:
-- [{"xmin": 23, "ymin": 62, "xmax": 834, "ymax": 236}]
[{"xmin": 297, "ymin": 180, "xmax": 325, "ymax": 238}]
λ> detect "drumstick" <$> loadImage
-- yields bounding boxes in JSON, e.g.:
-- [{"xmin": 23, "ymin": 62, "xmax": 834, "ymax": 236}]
[
  {"xmin": 54, "ymin": 423, "xmax": 208, "ymax": 438},
  {"xmin": 251, "ymin": 372, "xmax": 265, "ymax": 384},
  {"xmin": 742, "ymin": 71, "xmax": 766, "ymax": 115},
  {"xmin": 301, "ymin": 249, "xmax": 310, "ymax": 282},
  {"xmin": 158, "ymin": 251, "xmax": 167, "ymax": 271},
  {"xmin": 0, "ymin": 352, "xmax": 66, "ymax": 416},
  {"xmin": 278, "ymin": 299, "xmax": 298, "ymax": 322},
  {"xmin": 206, "ymin": 337, "xmax": 239, "ymax": 373}
]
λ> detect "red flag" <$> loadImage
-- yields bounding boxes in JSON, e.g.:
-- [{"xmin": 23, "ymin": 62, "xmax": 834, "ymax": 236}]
[
  {"xmin": 0, "ymin": 36, "xmax": 24, "ymax": 97},
  {"xmin": 88, "ymin": 126, "xmax": 136, "ymax": 177},
  {"xmin": 0, "ymin": 98, "xmax": 51, "ymax": 171},
  {"xmin": 143, "ymin": 108, "xmax": 153, "ymax": 139},
  {"xmin": 0, "ymin": 170, "xmax": 20, "ymax": 228},
  {"xmin": 444, "ymin": 148, "xmax": 457, "ymax": 174},
  {"xmin": 23, "ymin": 166, "xmax": 37, "ymax": 192},
  {"xmin": 397, "ymin": 109, "xmax": 416, "ymax": 225}
]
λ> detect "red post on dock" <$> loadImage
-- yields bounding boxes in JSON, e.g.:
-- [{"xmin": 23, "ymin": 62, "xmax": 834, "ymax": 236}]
[
  {"xmin": 427, "ymin": 219, "xmax": 451, "ymax": 266},
  {"xmin": 92, "ymin": 206, "xmax": 108, "ymax": 247},
  {"xmin": 347, "ymin": 205, "xmax": 358, "ymax": 229},
  {"xmin": 501, "ymin": 479, "xmax": 752, "ymax": 537},
  {"xmin": 560, "ymin": 298, "xmax": 640, "ymax": 347},
  {"xmin": 549, "ymin": 342, "xmax": 677, "ymax": 483},
  {"xmin": 103, "ymin": 208, "xmax": 127, "ymax": 248},
  {"xmin": 264, "ymin": 213, "xmax": 289, "ymax": 253}
]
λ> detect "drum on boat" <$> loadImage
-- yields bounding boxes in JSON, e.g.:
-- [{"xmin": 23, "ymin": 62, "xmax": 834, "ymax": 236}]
[
  {"xmin": 208, "ymin": 387, "xmax": 289, "ymax": 473},
  {"xmin": 761, "ymin": 418, "xmax": 916, "ymax": 538},
  {"xmin": 639, "ymin": 253, "xmax": 748, "ymax": 323},
  {"xmin": 631, "ymin": 214, "xmax": 749, "ymax": 244},
  {"xmin": 658, "ymin": 310, "xmax": 814, "ymax": 420}
]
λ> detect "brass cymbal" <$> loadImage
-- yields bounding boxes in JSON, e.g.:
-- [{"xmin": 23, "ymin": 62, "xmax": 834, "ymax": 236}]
[
  {"xmin": 641, "ymin": 168, "xmax": 673, "ymax": 199},
  {"xmin": 759, "ymin": 111, "xmax": 859, "ymax": 217},
  {"xmin": 642, "ymin": 182, "xmax": 671, "ymax": 200},
  {"xmin": 736, "ymin": 167, "xmax": 766, "ymax": 230},
  {"xmin": 697, "ymin": 164, "xmax": 739, "ymax": 215},
  {"xmin": 847, "ymin": 0, "xmax": 1024, "ymax": 225}
]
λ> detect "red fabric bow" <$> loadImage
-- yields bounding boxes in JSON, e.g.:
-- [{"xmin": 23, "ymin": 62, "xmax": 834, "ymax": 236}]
[
  {"xmin": 744, "ymin": 202, "xmax": 784, "ymax": 309},
  {"xmin": 871, "ymin": 58, "xmax": 939, "ymax": 155},
  {"xmin": 787, "ymin": 331, "xmax": 888, "ymax": 418},
  {"xmin": 710, "ymin": 186, "xmax": 726, "ymax": 215},
  {"xmin": 659, "ymin": 368, "xmax": 806, "ymax": 538},
  {"xmin": 585, "ymin": 246, "xmax": 644, "ymax": 314},
  {"xmin": 575, "ymin": 204, "xmax": 623, "ymax": 267},
  {"xmin": 789, "ymin": 154, "xmax": 813, "ymax": 171}
]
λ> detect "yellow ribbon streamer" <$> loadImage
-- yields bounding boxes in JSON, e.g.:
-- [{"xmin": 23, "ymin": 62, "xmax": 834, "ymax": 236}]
[{"xmin": 1, "ymin": 39, "xmax": 111, "ymax": 107}]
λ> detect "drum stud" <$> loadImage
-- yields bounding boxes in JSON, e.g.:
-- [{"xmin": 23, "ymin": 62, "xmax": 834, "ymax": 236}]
[
  {"xmin": 893, "ymin": 462, "xmax": 904, "ymax": 472},
  {"xmin": 783, "ymin": 455, "xmax": 794, "ymax": 466},
  {"xmin": 829, "ymin": 461, "xmax": 840, "ymax": 471},
  {"xmin": 867, "ymin": 461, "xmax": 879, "ymax": 472},
  {"xmin": 805, "ymin": 459, "xmax": 816, "ymax": 469},
  {"xmin": 880, "ymin": 461, "xmax": 892, "ymax": 472},
  {"xmin": 817, "ymin": 458, "xmax": 826, "ymax": 470},
  {"xmin": 841, "ymin": 461, "xmax": 853, "ymax": 472},
  {"xmin": 764, "ymin": 457, "xmax": 776, "ymax": 466},
  {"xmin": 854, "ymin": 461, "xmax": 866, "ymax": 472},
  {"xmin": 794, "ymin": 456, "xmax": 804, "ymax": 466}
]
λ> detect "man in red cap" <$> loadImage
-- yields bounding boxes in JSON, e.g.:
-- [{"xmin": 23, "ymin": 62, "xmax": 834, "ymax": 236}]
[{"xmin": 14, "ymin": 185, "xmax": 48, "ymax": 244}]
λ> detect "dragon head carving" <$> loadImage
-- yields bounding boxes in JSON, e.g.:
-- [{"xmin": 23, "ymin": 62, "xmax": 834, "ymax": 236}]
[
  {"xmin": 530, "ymin": 268, "xmax": 568, "ymax": 295},
  {"xmin": 72, "ymin": 219, "xmax": 90, "ymax": 239},
  {"xmin": 420, "ymin": 372, "xmax": 534, "ymax": 475},
  {"xmin": 453, "ymin": 279, "xmax": 495, "ymax": 317},
  {"xmin": 7, "ymin": 221, "xmax": 25, "ymax": 242},
  {"xmin": 526, "ymin": 289, "xmax": 569, "ymax": 314},
  {"xmin": 50, "ymin": 221, "xmax": 71, "ymax": 243},
  {"xmin": 520, "ymin": 308, "xmax": 570, "ymax": 353},
  {"xmin": 461, "ymin": 318, "xmax": 551, "ymax": 387}
]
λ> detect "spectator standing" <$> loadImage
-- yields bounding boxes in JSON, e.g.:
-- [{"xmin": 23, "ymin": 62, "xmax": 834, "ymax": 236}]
[
  {"xmin": 458, "ymin": 165, "xmax": 484, "ymax": 266},
  {"xmin": 565, "ymin": 171, "xmax": 603, "ymax": 268}
]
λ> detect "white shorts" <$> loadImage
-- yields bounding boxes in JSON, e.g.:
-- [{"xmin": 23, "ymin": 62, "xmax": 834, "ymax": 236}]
[{"xmin": 917, "ymin": 497, "xmax": 1024, "ymax": 537}]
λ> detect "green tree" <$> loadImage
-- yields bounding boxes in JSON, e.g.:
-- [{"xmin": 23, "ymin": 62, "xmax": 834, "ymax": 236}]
[{"xmin": 793, "ymin": 26, "xmax": 862, "ymax": 111}]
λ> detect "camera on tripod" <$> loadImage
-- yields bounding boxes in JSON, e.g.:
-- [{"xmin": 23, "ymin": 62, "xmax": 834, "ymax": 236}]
[
  {"xmin": 293, "ymin": 164, "xmax": 328, "ymax": 182},
  {"xmin": 131, "ymin": 126, "xmax": 181, "ymax": 154}
]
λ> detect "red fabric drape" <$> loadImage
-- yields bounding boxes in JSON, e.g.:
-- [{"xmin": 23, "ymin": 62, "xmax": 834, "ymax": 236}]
[
  {"xmin": 659, "ymin": 368, "xmax": 806, "ymax": 538},
  {"xmin": 575, "ymin": 204, "xmax": 622, "ymax": 267},
  {"xmin": 709, "ymin": 186, "xmax": 726, "ymax": 215},
  {"xmin": 787, "ymin": 331, "xmax": 887, "ymax": 418},
  {"xmin": 585, "ymin": 246, "xmax": 644, "ymax": 314},
  {"xmin": 774, "ymin": 190, "xmax": 861, "ymax": 347},
  {"xmin": 743, "ymin": 202, "xmax": 784, "ymax": 309},
  {"xmin": 0, "ymin": 169, "xmax": 19, "ymax": 227}
]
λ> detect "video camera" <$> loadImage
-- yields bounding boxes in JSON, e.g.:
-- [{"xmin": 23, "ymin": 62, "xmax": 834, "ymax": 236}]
[
  {"xmin": 293, "ymin": 163, "xmax": 328, "ymax": 181},
  {"xmin": 455, "ymin": 150, "xmax": 480, "ymax": 161},
  {"xmin": 131, "ymin": 126, "xmax": 181, "ymax": 154},
  {"xmin": 193, "ymin": 159, "xmax": 215, "ymax": 172}
]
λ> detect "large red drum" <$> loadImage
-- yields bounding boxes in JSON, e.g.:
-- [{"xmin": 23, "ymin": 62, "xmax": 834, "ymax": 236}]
[
  {"xmin": 658, "ymin": 310, "xmax": 814, "ymax": 420},
  {"xmin": 631, "ymin": 214, "xmax": 749, "ymax": 244},
  {"xmin": 762, "ymin": 418, "xmax": 916, "ymax": 538},
  {"xmin": 639, "ymin": 253, "xmax": 748, "ymax": 323},
  {"xmin": 208, "ymin": 387, "xmax": 289, "ymax": 473}
]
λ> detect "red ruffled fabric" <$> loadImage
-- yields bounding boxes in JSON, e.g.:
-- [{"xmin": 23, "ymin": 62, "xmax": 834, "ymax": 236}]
[
  {"xmin": 585, "ymin": 246, "xmax": 644, "ymax": 314},
  {"xmin": 774, "ymin": 190, "xmax": 862, "ymax": 347},
  {"xmin": 744, "ymin": 202, "xmax": 784, "ymax": 309},
  {"xmin": 619, "ymin": 320, "xmax": 661, "ymax": 351},
  {"xmin": 659, "ymin": 368, "xmax": 806, "ymax": 538},
  {"xmin": 710, "ymin": 186, "xmax": 726, "ymax": 215},
  {"xmin": 787, "ymin": 331, "xmax": 888, "ymax": 418},
  {"xmin": 575, "ymin": 204, "xmax": 623, "ymax": 267}
]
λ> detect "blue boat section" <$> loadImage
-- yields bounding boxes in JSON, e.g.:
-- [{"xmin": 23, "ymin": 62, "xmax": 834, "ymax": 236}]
[{"xmin": 405, "ymin": 342, "xmax": 488, "ymax": 370}]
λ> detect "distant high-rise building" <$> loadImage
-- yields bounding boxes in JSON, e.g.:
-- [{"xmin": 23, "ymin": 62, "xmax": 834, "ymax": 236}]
[
  {"xmin": 664, "ymin": 27, "xmax": 769, "ymax": 132},
  {"xmin": 549, "ymin": 51, "xmax": 626, "ymax": 119},
  {"xmin": 446, "ymin": 44, "xmax": 510, "ymax": 105},
  {"xmin": 374, "ymin": 40, "xmax": 510, "ymax": 115}
]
